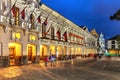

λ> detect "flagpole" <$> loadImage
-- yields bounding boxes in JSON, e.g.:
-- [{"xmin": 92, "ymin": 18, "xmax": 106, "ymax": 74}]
[
  {"xmin": 31, "ymin": 12, "xmax": 42, "ymax": 28},
  {"xmin": 6, "ymin": 0, "xmax": 17, "ymax": 25},
  {"xmin": 6, "ymin": 0, "xmax": 17, "ymax": 17},
  {"xmin": 14, "ymin": 6, "xmax": 27, "ymax": 25},
  {"xmin": 45, "ymin": 23, "xmax": 52, "ymax": 35},
  {"xmin": 26, "ymin": 7, "xmax": 35, "ymax": 23}
]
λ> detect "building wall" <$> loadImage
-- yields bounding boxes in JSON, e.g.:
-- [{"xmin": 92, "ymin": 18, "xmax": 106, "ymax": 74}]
[
  {"xmin": 107, "ymin": 39, "xmax": 120, "ymax": 56},
  {"xmin": 0, "ymin": 0, "xmax": 97, "ymax": 66}
]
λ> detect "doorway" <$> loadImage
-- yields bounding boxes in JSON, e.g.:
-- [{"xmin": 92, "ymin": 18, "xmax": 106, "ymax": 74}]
[
  {"xmin": 27, "ymin": 44, "xmax": 36, "ymax": 63},
  {"xmin": 9, "ymin": 47, "xmax": 15, "ymax": 66},
  {"xmin": 9, "ymin": 43, "xmax": 22, "ymax": 66},
  {"xmin": 28, "ymin": 46, "xmax": 32, "ymax": 61}
]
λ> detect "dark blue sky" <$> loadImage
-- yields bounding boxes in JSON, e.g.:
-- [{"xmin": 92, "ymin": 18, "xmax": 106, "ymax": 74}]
[{"xmin": 42, "ymin": 0, "xmax": 120, "ymax": 39}]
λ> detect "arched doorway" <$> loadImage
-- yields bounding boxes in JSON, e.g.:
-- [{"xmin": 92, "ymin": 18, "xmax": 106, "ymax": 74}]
[
  {"xmin": 8, "ymin": 43, "xmax": 22, "ymax": 66},
  {"xmin": 27, "ymin": 44, "xmax": 36, "ymax": 63}
]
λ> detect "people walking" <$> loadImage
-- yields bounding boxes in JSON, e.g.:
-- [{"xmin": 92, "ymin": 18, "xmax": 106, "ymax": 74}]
[
  {"xmin": 44, "ymin": 56, "xmax": 49, "ymax": 67},
  {"xmin": 49, "ymin": 55, "xmax": 56, "ymax": 67}
]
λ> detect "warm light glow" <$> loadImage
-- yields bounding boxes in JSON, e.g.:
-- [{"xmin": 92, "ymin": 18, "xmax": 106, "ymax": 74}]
[
  {"xmin": 109, "ymin": 50, "xmax": 118, "ymax": 54},
  {"xmin": 40, "ymin": 45, "xmax": 48, "ymax": 56},
  {"xmin": 16, "ymin": 33, "xmax": 21, "ymax": 39},
  {"xmin": 0, "ymin": 67, "xmax": 22, "ymax": 78},
  {"xmin": 27, "ymin": 44, "xmax": 36, "ymax": 56},
  {"xmin": 8, "ymin": 43, "xmax": 21, "ymax": 56},
  {"xmin": 57, "ymin": 46, "xmax": 62, "ymax": 55},
  {"xmin": 50, "ymin": 46, "xmax": 56, "ymax": 55},
  {"xmin": 30, "ymin": 35, "xmax": 36, "ymax": 41},
  {"xmin": 69, "ymin": 47, "xmax": 74, "ymax": 55},
  {"xmin": 63, "ymin": 46, "xmax": 67, "ymax": 55},
  {"xmin": 12, "ymin": 32, "xmax": 16, "ymax": 38},
  {"xmin": 12, "ymin": 32, "xmax": 21, "ymax": 39}
]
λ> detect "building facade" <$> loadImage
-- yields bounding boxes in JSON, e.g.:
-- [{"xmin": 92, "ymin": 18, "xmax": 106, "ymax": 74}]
[
  {"xmin": 98, "ymin": 33, "xmax": 105, "ymax": 54},
  {"xmin": 0, "ymin": 0, "xmax": 97, "ymax": 66},
  {"xmin": 107, "ymin": 35, "xmax": 120, "ymax": 56}
]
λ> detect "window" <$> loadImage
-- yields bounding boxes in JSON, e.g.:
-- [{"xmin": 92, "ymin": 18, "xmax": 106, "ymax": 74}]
[
  {"xmin": 112, "ymin": 40, "xmax": 115, "ymax": 44},
  {"xmin": 112, "ymin": 45, "xmax": 115, "ymax": 49},
  {"xmin": 29, "ymin": 35, "xmax": 36, "ymax": 41},
  {"xmin": 118, "ymin": 44, "xmax": 120, "ymax": 49},
  {"xmin": 42, "ymin": 24, "xmax": 46, "ymax": 37},
  {"xmin": 51, "ymin": 27, "xmax": 54, "ymax": 39},
  {"xmin": 12, "ymin": 32, "xmax": 21, "ymax": 39}
]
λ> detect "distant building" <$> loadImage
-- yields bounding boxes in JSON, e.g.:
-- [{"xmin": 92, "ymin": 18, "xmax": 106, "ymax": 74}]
[
  {"xmin": 90, "ymin": 29, "xmax": 99, "ymax": 38},
  {"xmin": 99, "ymin": 33, "xmax": 105, "ymax": 54},
  {"xmin": 107, "ymin": 35, "xmax": 120, "ymax": 56}
]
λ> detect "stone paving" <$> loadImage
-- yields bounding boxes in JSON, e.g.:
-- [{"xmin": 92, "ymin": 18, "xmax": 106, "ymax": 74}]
[{"xmin": 0, "ymin": 58, "xmax": 120, "ymax": 80}]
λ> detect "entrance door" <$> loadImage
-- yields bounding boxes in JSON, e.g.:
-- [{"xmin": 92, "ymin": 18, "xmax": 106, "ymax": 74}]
[
  {"xmin": 28, "ymin": 46, "xmax": 32, "ymax": 61},
  {"xmin": 9, "ymin": 48, "xmax": 15, "ymax": 66},
  {"xmin": 42, "ymin": 48, "xmax": 44, "ymax": 56}
]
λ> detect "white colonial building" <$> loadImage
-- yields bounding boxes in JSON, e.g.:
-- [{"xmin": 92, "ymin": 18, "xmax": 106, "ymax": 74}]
[
  {"xmin": 0, "ymin": 0, "xmax": 97, "ymax": 66},
  {"xmin": 107, "ymin": 35, "xmax": 120, "ymax": 56}
]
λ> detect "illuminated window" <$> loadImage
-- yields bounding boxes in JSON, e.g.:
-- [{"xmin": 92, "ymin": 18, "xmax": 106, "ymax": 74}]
[
  {"xmin": 30, "ymin": 35, "xmax": 36, "ymax": 41},
  {"xmin": 12, "ymin": 32, "xmax": 21, "ymax": 39},
  {"xmin": 16, "ymin": 33, "xmax": 21, "ymax": 39}
]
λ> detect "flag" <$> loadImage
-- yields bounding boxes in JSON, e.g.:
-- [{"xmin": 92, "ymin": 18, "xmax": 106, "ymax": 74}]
[
  {"xmin": 37, "ymin": 15, "xmax": 41, "ymax": 23},
  {"xmin": 11, "ymin": 4, "xmax": 16, "ymax": 17},
  {"xmin": 42, "ymin": 17, "xmax": 47, "ymax": 26},
  {"xmin": 63, "ymin": 31, "xmax": 67, "ymax": 41},
  {"xmin": 56, "ymin": 30, "xmax": 61, "ymax": 40},
  {"xmin": 45, "ymin": 27, "xmax": 50, "ymax": 35},
  {"xmin": 21, "ymin": 7, "xmax": 26, "ymax": 20}
]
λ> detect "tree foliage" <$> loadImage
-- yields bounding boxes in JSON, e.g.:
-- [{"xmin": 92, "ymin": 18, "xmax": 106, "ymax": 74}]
[
  {"xmin": 116, "ymin": 36, "xmax": 120, "ymax": 48},
  {"xmin": 110, "ymin": 9, "xmax": 120, "ymax": 20}
]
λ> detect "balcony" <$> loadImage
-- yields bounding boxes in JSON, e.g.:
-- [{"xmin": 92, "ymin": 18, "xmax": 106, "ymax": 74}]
[{"xmin": 0, "ymin": 15, "xmax": 40, "ymax": 32}]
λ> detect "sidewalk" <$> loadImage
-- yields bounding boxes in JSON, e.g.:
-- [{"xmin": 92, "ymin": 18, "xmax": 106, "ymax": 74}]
[
  {"xmin": 0, "ymin": 57, "xmax": 119, "ymax": 80},
  {"xmin": 39, "ymin": 57, "xmax": 95, "ymax": 68},
  {"xmin": 99, "ymin": 56, "xmax": 120, "ymax": 61}
]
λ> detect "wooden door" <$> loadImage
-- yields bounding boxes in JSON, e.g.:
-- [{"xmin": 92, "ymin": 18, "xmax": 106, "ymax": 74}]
[
  {"xmin": 28, "ymin": 46, "xmax": 32, "ymax": 61},
  {"xmin": 9, "ymin": 47, "xmax": 15, "ymax": 65}
]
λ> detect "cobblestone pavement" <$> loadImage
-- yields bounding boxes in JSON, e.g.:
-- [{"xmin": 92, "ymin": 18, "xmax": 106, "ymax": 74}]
[{"xmin": 0, "ymin": 58, "xmax": 120, "ymax": 80}]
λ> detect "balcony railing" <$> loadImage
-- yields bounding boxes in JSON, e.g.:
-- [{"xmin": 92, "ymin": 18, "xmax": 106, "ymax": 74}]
[{"xmin": 0, "ymin": 15, "xmax": 41, "ymax": 31}]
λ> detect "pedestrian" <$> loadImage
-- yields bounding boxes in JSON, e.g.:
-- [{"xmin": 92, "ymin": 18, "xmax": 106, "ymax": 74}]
[
  {"xmin": 94, "ymin": 54, "xmax": 97, "ymax": 60},
  {"xmin": 49, "ymin": 55, "xmax": 56, "ymax": 67},
  {"xmin": 44, "ymin": 56, "xmax": 49, "ymax": 67}
]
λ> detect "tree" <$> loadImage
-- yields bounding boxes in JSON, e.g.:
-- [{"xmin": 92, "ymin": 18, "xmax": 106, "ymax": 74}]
[
  {"xmin": 110, "ymin": 9, "xmax": 120, "ymax": 20},
  {"xmin": 110, "ymin": 9, "xmax": 120, "ymax": 48},
  {"xmin": 116, "ymin": 36, "xmax": 120, "ymax": 49}
]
